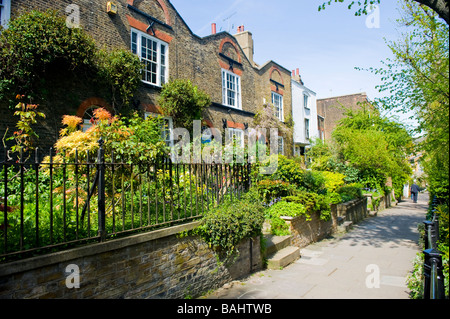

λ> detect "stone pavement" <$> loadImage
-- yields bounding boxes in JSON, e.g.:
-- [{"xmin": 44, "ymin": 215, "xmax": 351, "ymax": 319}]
[{"xmin": 205, "ymin": 193, "xmax": 429, "ymax": 299}]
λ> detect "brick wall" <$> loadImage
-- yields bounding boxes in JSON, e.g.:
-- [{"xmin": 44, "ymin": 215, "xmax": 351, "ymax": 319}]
[
  {"xmin": 282, "ymin": 197, "xmax": 368, "ymax": 249},
  {"xmin": 316, "ymin": 93, "xmax": 369, "ymax": 141},
  {"xmin": 282, "ymin": 211, "xmax": 336, "ymax": 249},
  {"xmin": 0, "ymin": 222, "xmax": 262, "ymax": 299},
  {"xmin": 3, "ymin": 0, "xmax": 294, "ymax": 157}
]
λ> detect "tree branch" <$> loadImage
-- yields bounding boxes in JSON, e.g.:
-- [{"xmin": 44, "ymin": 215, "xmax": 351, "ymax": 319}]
[{"xmin": 413, "ymin": 0, "xmax": 449, "ymax": 24}]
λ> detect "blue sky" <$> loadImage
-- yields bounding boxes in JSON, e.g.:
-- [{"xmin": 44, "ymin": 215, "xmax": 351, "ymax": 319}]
[{"xmin": 169, "ymin": 0, "xmax": 418, "ymax": 128}]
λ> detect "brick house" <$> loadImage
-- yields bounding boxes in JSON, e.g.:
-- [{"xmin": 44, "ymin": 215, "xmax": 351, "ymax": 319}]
[
  {"xmin": 2, "ymin": 0, "xmax": 294, "ymax": 157},
  {"xmin": 316, "ymin": 92, "xmax": 371, "ymax": 141}
]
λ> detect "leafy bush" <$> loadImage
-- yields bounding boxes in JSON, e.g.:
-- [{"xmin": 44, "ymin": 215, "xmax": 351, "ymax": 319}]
[
  {"xmin": 321, "ymin": 171, "xmax": 346, "ymax": 193},
  {"xmin": 193, "ymin": 188, "xmax": 265, "ymax": 260},
  {"xmin": 273, "ymin": 155, "xmax": 305, "ymax": 186},
  {"xmin": 96, "ymin": 49, "xmax": 143, "ymax": 108},
  {"xmin": 48, "ymin": 109, "xmax": 168, "ymax": 164},
  {"xmin": 336, "ymin": 184, "xmax": 363, "ymax": 202},
  {"xmin": 0, "ymin": 10, "xmax": 96, "ymax": 102},
  {"xmin": 270, "ymin": 156, "xmax": 326, "ymax": 193},
  {"xmin": 266, "ymin": 201, "xmax": 307, "ymax": 236},
  {"xmin": 158, "ymin": 79, "xmax": 211, "ymax": 131},
  {"xmin": 284, "ymin": 190, "xmax": 331, "ymax": 221},
  {"xmin": 301, "ymin": 170, "xmax": 326, "ymax": 194},
  {"xmin": 256, "ymin": 179, "xmax": 295, "ymax": 203},
  {"xmin": 0, "ymin": 10, "xmax": 142, "ymax": 110}
]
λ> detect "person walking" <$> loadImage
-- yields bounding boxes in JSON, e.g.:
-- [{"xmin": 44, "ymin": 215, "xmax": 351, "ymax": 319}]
[{"xmin": 411, "ymin": 182, "xmax": 420, "ymax": 203}]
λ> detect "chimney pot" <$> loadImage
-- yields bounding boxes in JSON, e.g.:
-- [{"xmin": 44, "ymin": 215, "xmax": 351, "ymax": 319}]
[
  {"xmin": 296, "ymin": 68, "xmax": 300, "ymax": 76},
  {"xmin": 212, "ymin": 23, "xmax": 216, "ymax": 34}
]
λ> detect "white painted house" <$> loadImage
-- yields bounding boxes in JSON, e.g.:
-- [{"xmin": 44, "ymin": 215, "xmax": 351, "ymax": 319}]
[{"xmin": 291, "ymin": 70, "xmax": 319, "ymax": 156}]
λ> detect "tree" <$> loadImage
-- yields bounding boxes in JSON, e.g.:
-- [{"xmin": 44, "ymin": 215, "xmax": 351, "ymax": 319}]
[
  {"xmin": 366, "ymin": 0, "xmax": 449, "ymax": 202},
  {"xmin": 158, "ymin": 79, "xmax": 211, "ymax": 131},
  {"xmin": 319, "ymin": 0, "xmax": 449, "ymax": 25},
  {"xmin": 309, "ymin": 106, "xmax": 413, "ymax": 196}
]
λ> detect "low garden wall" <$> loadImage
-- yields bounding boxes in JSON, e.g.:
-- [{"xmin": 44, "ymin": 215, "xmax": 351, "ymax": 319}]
[
  {"xmin": 0, "ymin": 222, "xmax": 262, "ymax": 299},
  {"xmin": 282, "ymin": 197, "xmax": 368, "ymax": 249},
  {"xmin": 365, "ymin": 192, "xmax": 394, "ymax": 213},
  {"xmin": 335, "ymin": 197, "xmax": 368, "ymax": 223}
]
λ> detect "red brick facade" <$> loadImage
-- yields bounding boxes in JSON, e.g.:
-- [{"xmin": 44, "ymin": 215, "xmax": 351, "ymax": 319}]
[{"xmin": 2, "ymin": 0, "xmax": 293, "ymax": 156}]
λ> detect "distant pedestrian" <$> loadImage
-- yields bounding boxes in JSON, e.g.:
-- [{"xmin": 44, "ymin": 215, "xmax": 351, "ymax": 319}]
[{"xmin": 411, "ymin": 183, "xmax": 420, "ymax": 203}]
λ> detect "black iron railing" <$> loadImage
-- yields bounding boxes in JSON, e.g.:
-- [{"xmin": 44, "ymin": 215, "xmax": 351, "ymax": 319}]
[
  {"xmin": 422, "ymin": 198, "xmax": 445, "ymax": 299},
  {"xmin": 1, "ymin": 139, "xmax": 251, "ymax": 262}
]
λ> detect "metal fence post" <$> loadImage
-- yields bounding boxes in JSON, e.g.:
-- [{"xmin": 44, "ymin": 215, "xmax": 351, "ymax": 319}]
[
  {"xmin": 423, "ymin": 248, "xmax": 445, "ymax": 299},
  {"xmin": 97, "ymin": 138, "xmax": 106, "ymax": 241},
  {"xmin": 423, "ymin": 220, "xmax": 433, "ymax": 250}
]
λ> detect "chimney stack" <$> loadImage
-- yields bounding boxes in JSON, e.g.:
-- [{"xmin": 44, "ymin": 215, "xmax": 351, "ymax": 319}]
[
  {"xmin": 211, "ymin": 23, "xmax": 216, "ymax": 35},
  {"xmin": 292, "ymin": 68, "xmax": 304, "ymax": 85},
  {"xmin": 234, "ymin": 25, "xmax": 254, "ymax": 65}
]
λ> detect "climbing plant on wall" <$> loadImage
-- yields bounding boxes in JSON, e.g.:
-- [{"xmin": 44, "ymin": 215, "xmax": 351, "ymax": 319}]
[{"xmin": 0, "ymin": 10, "xmax": 142, "ymax": 110}]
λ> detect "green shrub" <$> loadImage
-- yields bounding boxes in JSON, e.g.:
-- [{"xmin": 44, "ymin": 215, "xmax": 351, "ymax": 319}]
[
  {"xmin": 301, "ymin": 170, "xmax": 326, "ymax": 193},
  {"xmin": 274, "ymin": 155, "xmax": 305, "ymax": 186},
  {"xmin": 193, "ymin": 188, "xmax": 265, "ymax": 260},
  {"xmin": 256, "ymin": 179, "xmax": 295, "ymax": 203},
  {"xmin": 406, "ymin": 252, "xmax": 424, "ymax": 299},
  {"xmin": 266, "ymin": 201, "xmax": 307, "ymax": 236},
  {"xmin": 336, "ymin": 184, "xmax": 363, "ymax": 202},
  {"xmin": 284, "ymin": 190, "xmax": 331, "ymax": 221},
  {"xmin": 321, "ymin": 171, "xmax": 346, "ymax": 193},
  {"xmin": 327, "ymin": 192, "xmax": 343, "ymax": 204},
  {"xmin": 270, "ymin": 156, "xmax": 326, "ymax": 193}
]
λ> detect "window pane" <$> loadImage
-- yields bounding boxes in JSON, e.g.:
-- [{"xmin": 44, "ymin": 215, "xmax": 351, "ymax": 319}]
[
  {"xmin": 131, "ymin": 32, "xmax": 137, "ymax": 54},
  {"xmin": 222, "ymin": 69, "xmax": 241, "ymax": 109}
]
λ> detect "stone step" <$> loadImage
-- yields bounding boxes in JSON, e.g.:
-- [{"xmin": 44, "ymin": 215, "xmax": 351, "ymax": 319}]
[
  {"xmin": 264, "ymin": 235, "xmax": 292, "ymax": 257},
  {"xmin": 338, "ymin": 221, "xmax": 353, "ymax": 233},
  {"xmin": 266, "ymin": 246, "xmax": 300, "ymax": 270}
]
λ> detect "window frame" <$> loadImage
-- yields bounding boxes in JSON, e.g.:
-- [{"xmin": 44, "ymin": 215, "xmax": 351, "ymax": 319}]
[
  {"xmin": 221, "ymin": 69, "xmax": 242, "ymax": 110},
  {"xmin": 305, "ymin": 118, "xmax": 310, "ymax": 140},
  {"xmin": 303, "ymin": 93, "xmax": 310, "ymax": 110},
  {"xmin": 272, "ymin": 92, "xmax": 284, "ymax": 121},
  {"xmin": 227, "ymin": 128, "xmax": 245, "ymax": 148},
  {"xmin": 131, "ymin": 28, "xmax": 169, "ymax": 87},
  {"xmin": 278, "ymin": 136, "xmax": 284, "ymax": 155}
]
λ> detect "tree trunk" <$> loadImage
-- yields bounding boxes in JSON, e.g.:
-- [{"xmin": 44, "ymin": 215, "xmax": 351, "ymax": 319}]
[{"xmin": 415, "ymin": 0, "xmax": 449, "ymax": 24}]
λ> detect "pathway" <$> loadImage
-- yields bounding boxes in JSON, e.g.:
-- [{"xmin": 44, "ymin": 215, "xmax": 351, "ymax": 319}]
[{"xmin": 205, "ymin": 193, "xmax": 428, "ymax": 299}]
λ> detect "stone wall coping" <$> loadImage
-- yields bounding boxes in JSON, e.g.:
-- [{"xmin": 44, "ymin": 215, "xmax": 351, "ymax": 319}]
[
  {"xmin": 0, "ymin": 221, "xmax": 201, "ymax": 277},
  {"xmin": 338, "ymin": 197, "xmax": 366, "ymax": 208}
]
